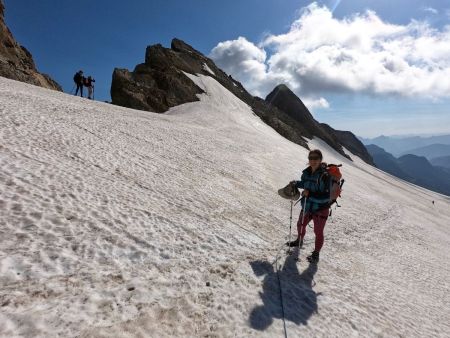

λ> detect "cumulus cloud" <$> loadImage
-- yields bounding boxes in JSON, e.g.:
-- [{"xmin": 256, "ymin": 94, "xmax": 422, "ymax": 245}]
[
  {"xmin": 302, "ymin": 97, "xmax": 330, "ymax": 109},
  {"xmin": 210, "ymin": 3, "xmax": 450, "ymax": 110}
]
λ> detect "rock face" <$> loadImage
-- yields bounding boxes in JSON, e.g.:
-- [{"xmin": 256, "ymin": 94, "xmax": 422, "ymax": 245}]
[
  {"xmin": 111, "ymin": 38, "xmax": 373, "ymax": 165},
  {"xmin": 266, "ymin": 85, "xmax": 374, "ymax": 164},
  {"xmin": 320, "ymin": 125, "xmax": 374, "ymax": 165},
  {"xmin": 111, "ymin": 38, "xmax": 250, "ymax": 113},
  {"xmin": 0, "ymin": 1, "xmax": 61, "ymax": 91}
]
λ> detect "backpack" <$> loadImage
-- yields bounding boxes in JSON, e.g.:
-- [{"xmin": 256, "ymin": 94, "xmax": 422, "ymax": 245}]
[{"xmin": 321, "ymin": 163, "xmax": 344, "ymax": 206}]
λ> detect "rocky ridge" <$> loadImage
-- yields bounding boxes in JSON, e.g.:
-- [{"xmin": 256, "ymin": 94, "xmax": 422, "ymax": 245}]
[
  {"xmin": 0, "ymin": 1, "xmax": 61, "ymax": 91},
  {"xmin": 111, "ymin": 38, "xmax": 373, "ymax": 165}
]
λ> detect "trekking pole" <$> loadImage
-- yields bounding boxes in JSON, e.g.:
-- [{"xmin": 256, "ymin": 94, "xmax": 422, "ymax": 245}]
[
  {"xmin": 70, "ymin": 84, "xmax": 75, "ymax": 94},
  {"xmin": 287, "ymin": 200, "xmax": 293, "ymax": 255},
  {"xmin": 301, "ymin": 196, "xmax": 308, "ymax": 230}
]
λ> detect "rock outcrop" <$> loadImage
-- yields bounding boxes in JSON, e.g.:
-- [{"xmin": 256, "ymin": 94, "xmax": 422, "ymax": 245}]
[
  {"xmin": 322, "ymin": 126, "xmax": 374, "ymax": 165},
  {"xmin": 111, "ymin": 38, "xmax": 373, "ymax": 165},
  {"xmin": 0, "ymin": 1, "xmax": 61, "ymax": 91},
  {"xmin": 265, "ymin": 84, "xmax": 374, "ymax": 164},
  {"xmin": 111, "ymin": 38, "xmax": 250, "ymax": 113}
]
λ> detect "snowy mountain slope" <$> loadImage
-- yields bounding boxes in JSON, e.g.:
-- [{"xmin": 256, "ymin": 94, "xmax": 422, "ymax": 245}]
[{"xmin": 0, "ymin": 75, "xmax": 449, "ymax": 337}]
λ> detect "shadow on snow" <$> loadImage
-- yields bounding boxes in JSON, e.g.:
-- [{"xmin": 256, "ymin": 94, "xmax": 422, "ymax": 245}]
[{"xmin": 249, "ymin": 249, "xmax": 319, "ymax": 330}]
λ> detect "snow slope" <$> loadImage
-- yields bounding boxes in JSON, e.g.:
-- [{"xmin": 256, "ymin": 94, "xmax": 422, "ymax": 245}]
[{"xmin": 0, "ymin": 75, "xmax": 449, "ymax": 338}]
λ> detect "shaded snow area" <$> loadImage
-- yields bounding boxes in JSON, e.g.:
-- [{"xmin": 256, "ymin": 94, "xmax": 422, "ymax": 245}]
[{"xmin": 1, "ymin": 75, "xmax": 449, "ymax": 338}]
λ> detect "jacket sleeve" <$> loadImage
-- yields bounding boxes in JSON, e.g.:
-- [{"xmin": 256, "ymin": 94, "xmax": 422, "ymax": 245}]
[{"xmin": 294, "ymin": 173, "xmax": 306, "ymax": 189}]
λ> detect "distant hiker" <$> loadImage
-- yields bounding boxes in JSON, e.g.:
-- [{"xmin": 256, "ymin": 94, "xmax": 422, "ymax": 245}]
[
  {"xmin": 84, "ymin": 76, "xmax": 95, "ymax": 100},
  {"xmin": 432, "ymin": 200, "xmax": 435, "ymax": 205},
  {"xmin": 286, "ymin": 149, "xmax": 332, "ymax": 263},
  {"xmin": 73, "ymin": 70, "xmax": 84, "ymax": 97}
]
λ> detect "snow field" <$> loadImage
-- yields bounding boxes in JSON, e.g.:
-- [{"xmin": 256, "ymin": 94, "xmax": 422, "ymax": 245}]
[{"xmin": 0, "ymin": 75, "xmax": 449, "ymax": 337}]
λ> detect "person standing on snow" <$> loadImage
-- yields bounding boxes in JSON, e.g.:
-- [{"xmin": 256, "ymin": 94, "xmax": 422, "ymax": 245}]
[
  {"xmin": 84, "ymin": 76, "xmax": 95, "ymax": 100},
  {"xmin": 286, "ymin": 149, "xmax": 331, "ymax": 263},
  {"xmin": 73, "ymin": 70, "xmax": 84, "ymax": 97}
]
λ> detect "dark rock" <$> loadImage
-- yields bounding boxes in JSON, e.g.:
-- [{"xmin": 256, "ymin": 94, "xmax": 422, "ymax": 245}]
[
  {"xmin": 320, "ymin": 124, "xmax": 374, "ymax": 165},
  {"xmin": 266, "ymin": 85, "xmax": 374, "ymax": 164},
  {"xmin": 111, "ymin": 41, "xmax": 207, "ymax": 113},
  {"xmin": 0, "ymin": 0, "xmax": 61, "ymax": 90}
]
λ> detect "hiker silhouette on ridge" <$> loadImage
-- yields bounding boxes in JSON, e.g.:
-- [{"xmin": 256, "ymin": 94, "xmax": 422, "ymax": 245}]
[
  {"xmin": 73, "ymin": 70, "xmax": 84, "ymax": 97},
  {"xmin": 84, "ymin": 75, "xmax": 95, "ymax": 100}
]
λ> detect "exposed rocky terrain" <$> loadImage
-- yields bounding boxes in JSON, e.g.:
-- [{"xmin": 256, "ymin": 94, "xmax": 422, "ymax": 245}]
[{"xmin": 0, "ymin": 0, "xmax": 61, "ymax": 91}]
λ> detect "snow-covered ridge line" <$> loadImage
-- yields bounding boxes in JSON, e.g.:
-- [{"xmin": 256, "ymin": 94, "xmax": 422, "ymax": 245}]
[{"xmin": 0, "ymin": 76, "xmax": 449, "ymax": 337}]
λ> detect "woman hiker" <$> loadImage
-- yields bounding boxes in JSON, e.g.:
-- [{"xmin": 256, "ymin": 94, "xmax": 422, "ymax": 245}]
[{"xmin": 286, "ymin": 149, "xmax": 331, "ymax": 263}]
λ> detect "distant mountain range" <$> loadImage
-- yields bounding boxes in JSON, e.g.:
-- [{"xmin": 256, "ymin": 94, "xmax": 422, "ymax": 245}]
[
  {"xmin": 366, "ymin": 144, "xmax": 450, "ymax": 196},
  {"xmin": 399, "ymin": 144, "xmax": 450, "ymax": 160},
  {"xmin": 360, "ymin": 135, "xmax": 450, "ymax": 157},
  {"xmin": 430, "ymin": 156, "xmax": 450, "ymax": 170}
]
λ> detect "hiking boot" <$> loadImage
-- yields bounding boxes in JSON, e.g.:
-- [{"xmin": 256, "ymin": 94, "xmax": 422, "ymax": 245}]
[
  {"xmin": 306, "ymin": 251, "xmax": 320, "ymax": 263},
  {"xmin": 286, "ymin": 238, "xmax": 303, "ymax": 248}
]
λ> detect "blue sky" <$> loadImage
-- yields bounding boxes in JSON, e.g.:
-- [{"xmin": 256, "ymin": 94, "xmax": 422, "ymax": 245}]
[{"xmin": 4, "ymin": 0, "xmax": 450, "ymax": 137}]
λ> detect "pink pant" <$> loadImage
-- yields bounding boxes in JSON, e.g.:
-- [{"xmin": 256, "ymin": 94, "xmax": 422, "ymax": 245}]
[{"xmin": 297, "ymin": 208, "xmax": 329, "ymax": 252}]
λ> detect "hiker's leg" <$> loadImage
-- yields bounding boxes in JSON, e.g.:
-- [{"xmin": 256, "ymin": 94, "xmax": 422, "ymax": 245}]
[
  {"xmin": 312, "ymin": 208, "xmax": 329, "ymax": 252},
  {"xmin": 297, "ymin": 211, "xmax": 312, "ymax": 240},
  {"xmin": 75, "ymin": 84, "xmax": 79, "ymax": 95}
]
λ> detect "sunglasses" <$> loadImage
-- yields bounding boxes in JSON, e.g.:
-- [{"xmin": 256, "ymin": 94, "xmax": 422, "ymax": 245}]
[{"xmin": 308, "ymin": 156, "xmax": 321, "ymax": 161}]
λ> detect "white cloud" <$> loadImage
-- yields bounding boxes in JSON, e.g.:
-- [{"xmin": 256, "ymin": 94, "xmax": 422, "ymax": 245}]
[
  {"xmin": 210, "ymin": 3, "xmax": 450, "ymax": 110},
  {"xmin": 302, "ymin": 97, "xmax": 330, "ymax": 109},
  {"xmin": 422, "ymin": 7, "xmax": 438, "ymax": 15}
]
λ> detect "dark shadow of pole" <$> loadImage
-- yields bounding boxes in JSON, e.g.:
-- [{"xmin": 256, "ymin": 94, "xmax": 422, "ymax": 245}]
[{"xmin": 249, "ymin": 251, "xmax": 319, "ymax": 331}]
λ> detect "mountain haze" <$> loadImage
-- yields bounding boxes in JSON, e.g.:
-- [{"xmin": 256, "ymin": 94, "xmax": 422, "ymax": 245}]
[
  {"xmin": 399, "ymin": 144, "xmax": 450, "ymax": 160},
  {"xmin": 366, "ymin": 145, "xmax": 450, "ymax": 196},
  {"xmin": 360, "ymin": 135, "xmax": 450, "ymax": 156}
]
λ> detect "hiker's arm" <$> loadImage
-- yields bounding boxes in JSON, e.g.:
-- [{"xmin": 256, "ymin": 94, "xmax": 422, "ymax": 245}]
[{"xmin": 292, "ymin": 173, "xmax": 306, "ymax": 189}]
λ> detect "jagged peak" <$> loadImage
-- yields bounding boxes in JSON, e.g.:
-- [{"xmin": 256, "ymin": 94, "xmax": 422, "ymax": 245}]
[
  {"xmin": 266, "ymin": 83, "xmax": 302, "ymax": 101},
  {"xmin": 171, "ymin": 38, "xmax": 202, "ymax": 55},
  {"xmin": 273, "ymin": 84, "xmax": 292, "ymax": 92}
]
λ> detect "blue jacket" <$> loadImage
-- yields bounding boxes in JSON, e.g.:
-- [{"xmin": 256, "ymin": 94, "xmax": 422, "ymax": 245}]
[{"xmin": 295, "ymin": 165, "xmax": 331, "ymax": 213}]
